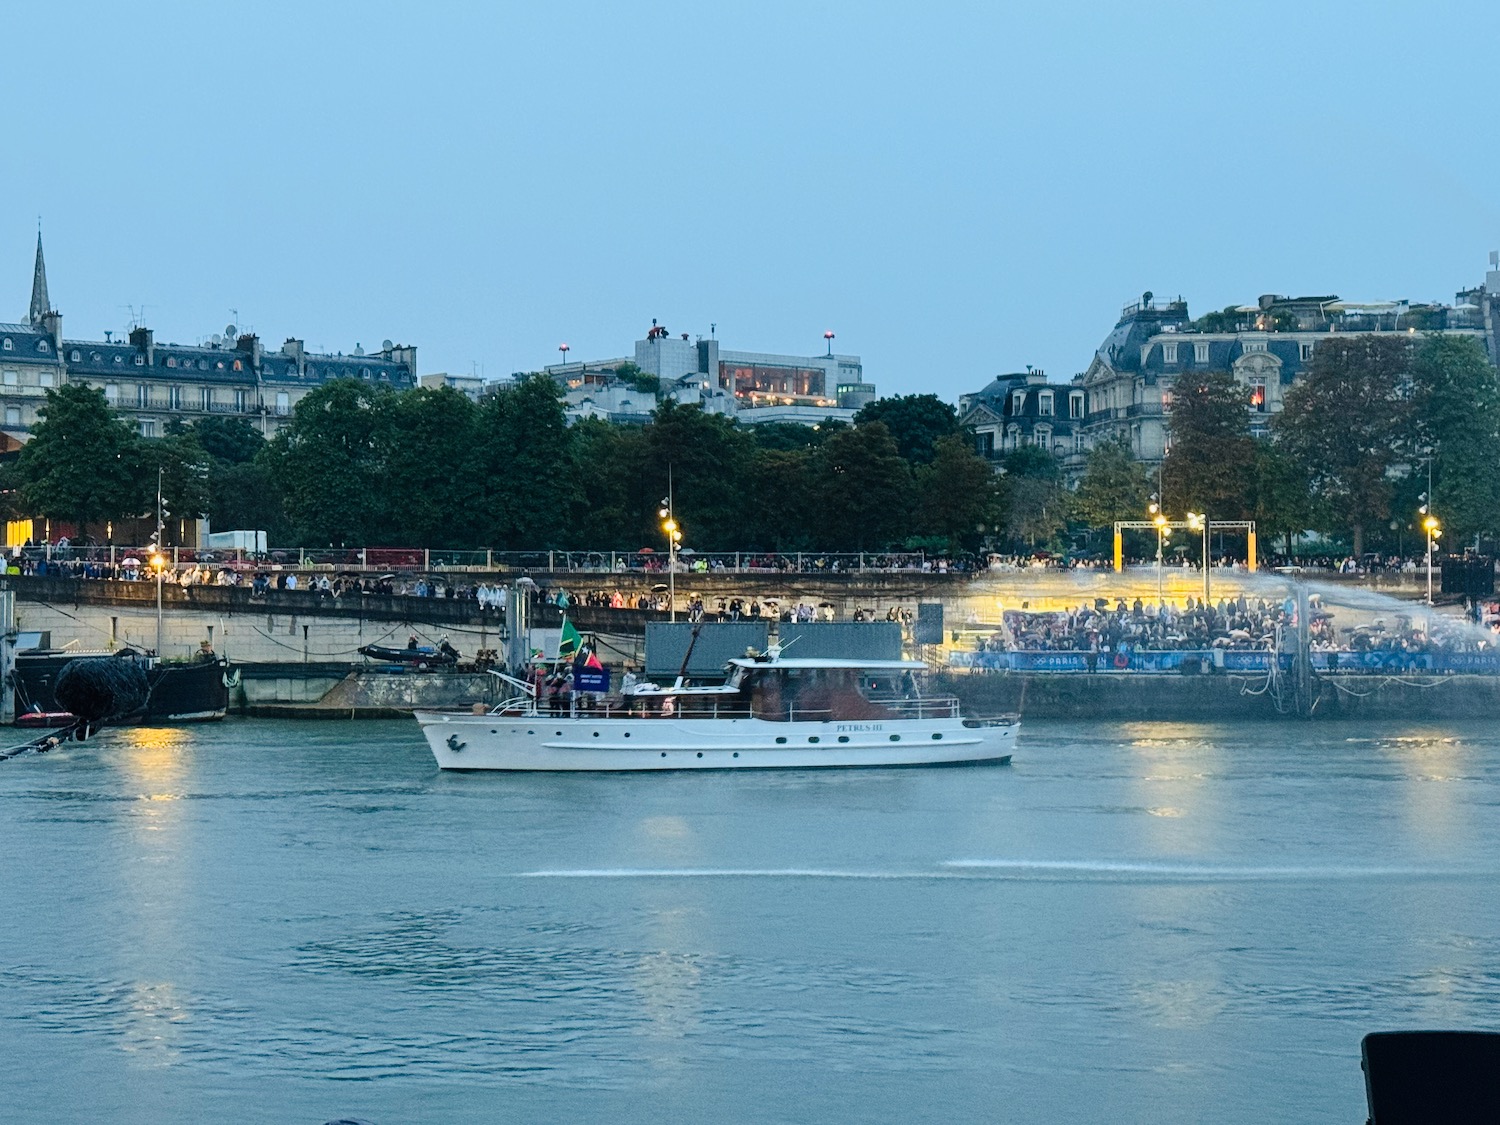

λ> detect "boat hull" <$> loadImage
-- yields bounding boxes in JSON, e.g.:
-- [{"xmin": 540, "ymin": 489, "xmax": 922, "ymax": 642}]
[{"xmin": 414, "ymin": 711, "xmax": 1016, "ymax": 771}]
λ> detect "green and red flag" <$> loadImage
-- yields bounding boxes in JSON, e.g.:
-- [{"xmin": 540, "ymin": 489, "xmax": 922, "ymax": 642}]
[{"xmin": 559, "ymin": 616, "xmax": 583, "ymax": 661}]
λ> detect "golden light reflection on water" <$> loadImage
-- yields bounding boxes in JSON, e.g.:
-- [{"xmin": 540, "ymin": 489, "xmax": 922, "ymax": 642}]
[
  {"xmin": 1375, "ymin": 732, "xmax": 1474, "ymax": 853},
  {"xmin": 1121, "ymin": 723, "xmax": 1219, "ymax": 853}
]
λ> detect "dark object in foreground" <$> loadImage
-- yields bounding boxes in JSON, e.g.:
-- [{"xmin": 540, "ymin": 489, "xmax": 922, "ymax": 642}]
[
  {"xmin": 54, "ymin": 656, "xmax": 149, "ymax": 722},
  {"xmin": 1362, "ymin": 1030, "xmax": 1500, "ymax": 1124}
]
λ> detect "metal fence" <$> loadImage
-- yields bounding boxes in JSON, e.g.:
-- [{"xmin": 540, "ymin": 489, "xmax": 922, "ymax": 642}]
[{"xmin": 15, "ymin": 545, "xmax": 940, "ymax": 575}]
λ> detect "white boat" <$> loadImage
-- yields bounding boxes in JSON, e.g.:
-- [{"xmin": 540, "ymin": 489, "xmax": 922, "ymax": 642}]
[{"xmin": 414, "ymin": 654, "xmax": 1017, "ymax": 771}]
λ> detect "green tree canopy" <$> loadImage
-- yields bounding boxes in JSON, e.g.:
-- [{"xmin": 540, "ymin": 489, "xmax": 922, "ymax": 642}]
[
  {"xmin": 13, "ymin": 384, "xmax": 144, "ymax": 532},
  {"xmin": 642, "ymin": 402, "xmax": 752, "ymax": 550},
  {"xmin": 266, "ymin": 379, "xmax": 393, "ymax": 545},
  {"xmin": 914, "ymin": 434, "xmax": 1000, "ymax": 553},
  {"xmin": 1161, "ymin": 371, "xmax": 1255, "ymax": 518},
  {"xmin": 999, "ymin": 445, "xmax": 1068, "ymax": 548},
  {"xmin": 853, "ymin": 394, "xmax": 958, "ymax": 465},
  {"xmin": 1071, "ymin": 436, "xmax": 1151, "ymax": 529},
  {"xmin": 817, "ymin": 422, "xmax": 913, "ymax": 550},
  {"xmin": 473, "ymin": 374, "xmax": 579, "ymax": 549},
  {"xmin": 1411, "ymin": 334, "xmax": 1500, "ymax": 544},
  {"xmin": 380, "ymin": 387, "xmax": 482, "ymax": 547},
  {"xmin": 1274, "ymin": 335, "xmax": 1411, "ymax": 556}
]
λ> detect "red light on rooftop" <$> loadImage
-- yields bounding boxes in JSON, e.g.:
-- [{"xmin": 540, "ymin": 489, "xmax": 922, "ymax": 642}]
[{"xmin": 823, "ymin": 331, "xmax": 835, "ymax": 339}]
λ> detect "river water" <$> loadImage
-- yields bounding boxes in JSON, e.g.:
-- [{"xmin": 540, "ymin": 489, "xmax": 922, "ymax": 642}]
[{"xmin": 3, "ymin": 717, "xmax": 1498, "ymax": 1123}]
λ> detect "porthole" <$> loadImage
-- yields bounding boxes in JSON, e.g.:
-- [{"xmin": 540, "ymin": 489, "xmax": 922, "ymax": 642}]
[
  {"xmin": 931, "ymin": 733, "xmax": 943, "ymax": 740},
  {"xmin": 837, "ymin": 736, "xmax": 850, "ymax": 743},
  {"xmin": 889, "ymin": 735, "xmax": 901, "ymax": 742},
  {"xmin": 555, "ymin": 731, "xmax": 561, "ymax": 736},
  {"xmin": 526, "ymin": 730, "xmax": 534, "ymax": 735},
  {"xmin": 660, "ymin": 752, "xmax": 667, "ymax": 757},
  {"xmin": 775, "ymin": 737, "xmax": 787, "ymax": 745},
  {"xmin": 490, "ymin": 729, "xmax": 497, "ymax": 734},
  {"xmin": 732, "ymin": 752, "xmax": 739, "ymax": 758},
  {"xmin": 624, "ymin": 732, "xmax": 631, "ymax": 738},
  {"xmin": 696, "ymin": 752, "xmax": 703, "ymax": 758},
  {"xmin": 808, "ymin": 736, "xmax": 820, "ymax": 744},
  {"xmin": 592, "ymin": 732, "xmax": 599, "ymax": 738}
]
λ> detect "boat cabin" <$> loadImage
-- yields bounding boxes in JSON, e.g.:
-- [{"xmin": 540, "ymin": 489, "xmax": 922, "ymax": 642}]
[{"xmin": 622, "ymin": 658, "xmax": 953, "ymax": 721}]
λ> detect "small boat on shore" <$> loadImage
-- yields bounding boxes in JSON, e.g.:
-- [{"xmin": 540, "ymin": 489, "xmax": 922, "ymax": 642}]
[{"xmin": 414, "ymin": 651, "xmax": 1017, "ymax": 772}]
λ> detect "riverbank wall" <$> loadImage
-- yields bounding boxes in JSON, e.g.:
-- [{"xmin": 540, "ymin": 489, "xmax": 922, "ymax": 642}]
[{"xmin": 937, "ymin": 671, "xmax": 1500, "ymax": 721}]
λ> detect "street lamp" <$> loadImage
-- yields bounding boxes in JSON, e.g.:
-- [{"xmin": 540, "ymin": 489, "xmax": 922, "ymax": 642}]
[
  {"xmin": 1187, "ymin": 512, "xmax": 1210, "ymax": 605},
  {"xmin": 1149, "ymin": 495, "xmax": 1167, "ymax": 601},
  {"xmin": 659, "ymin": 496, "xmax": 683, "ymax": 621},
  {"xmin": 1421, "ymin": 507, "xmax": 1442, "ymax": 605}
]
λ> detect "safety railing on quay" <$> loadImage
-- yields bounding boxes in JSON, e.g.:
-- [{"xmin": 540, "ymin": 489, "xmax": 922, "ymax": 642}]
[{"xmin": 13, "ymin": 545, "xmax": 944, "ymax": 576}]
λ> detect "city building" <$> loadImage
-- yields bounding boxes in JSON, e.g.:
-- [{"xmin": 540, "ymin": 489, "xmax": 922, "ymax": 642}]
[
  {"xmin": 544, "ymin": 320, "xmax": 877, "ymax": 425},
  {"xmin": 4, "ymin": 234, "xmax": 417, "ymax": 439},
  {"xmin": 1081, "ymin": 271, "xmax": 1500, "ymax": 463},
  {"xmin": 418, "ymin": 372, "xmax": 489, "ymax": 401},
  {"xmin": 957, "ymin": 369, "xmax": 1089, "ymax": 479}
]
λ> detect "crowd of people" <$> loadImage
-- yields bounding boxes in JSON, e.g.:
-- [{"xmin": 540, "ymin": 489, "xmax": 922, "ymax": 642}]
[{"xmin": 966, "ymin": 593, "xmax": 1500, "ymax": 664}]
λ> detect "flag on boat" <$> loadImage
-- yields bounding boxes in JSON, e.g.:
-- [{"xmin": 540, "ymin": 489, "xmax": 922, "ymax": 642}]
[
  {"xmin": 583, "ymin": 650, "xmax": 604, "ymax": 671},
  {"xmin": 558, "ymin": 616, "xmax": 583, "ymax": 660}
]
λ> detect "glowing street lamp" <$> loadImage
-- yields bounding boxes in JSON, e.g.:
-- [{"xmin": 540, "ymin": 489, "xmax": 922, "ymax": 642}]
[
  {"xmin": 1422, "ymin": 509, "xmax": 1442, "ymax": 605},
  {"xmin": 660, "ymin": 497, "xmax": 683, "ymax": 621},
  {"xmin": 1149, "ymin": 495, "xmax": 1167, "ymax": 600},
  {"xmin": 1186, "ymin": 512, "xmax": 1210, "ymax": 603},
  {"xmin": 823, "ymin": 330, "xmax": 835, "ymax": 357}
]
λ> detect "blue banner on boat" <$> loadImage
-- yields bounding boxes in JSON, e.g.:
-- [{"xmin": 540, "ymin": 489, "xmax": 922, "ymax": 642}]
[{"xmin": 574, "ymin": 668, "xmax": 611, "ymax": 693}]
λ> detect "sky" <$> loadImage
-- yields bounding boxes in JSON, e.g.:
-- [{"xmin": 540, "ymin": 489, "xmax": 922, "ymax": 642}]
[{"xmin": 5, "ymin": 0, "xmax": 1500, "ymax": 402}]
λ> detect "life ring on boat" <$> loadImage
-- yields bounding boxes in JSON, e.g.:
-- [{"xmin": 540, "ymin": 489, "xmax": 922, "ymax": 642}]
[{"xmin": 1112, "ymin": 652, "xmax": 1129, "ymax": 669}]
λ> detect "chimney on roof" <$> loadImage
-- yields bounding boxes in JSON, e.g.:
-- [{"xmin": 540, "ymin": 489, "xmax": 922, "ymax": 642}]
[
  {"xmin": 129, "ymin": 326, "xmax": 154, "ymax": 366},
  {"xmin": 236, "ymin": 332, "xmax": 262, "ymax": 368},
  {"xmin": 40, "ymin": 309, "xmax": 62, "ymax": 351}
]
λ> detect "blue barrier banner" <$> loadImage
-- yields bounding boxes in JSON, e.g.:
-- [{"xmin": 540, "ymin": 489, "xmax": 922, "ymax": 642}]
[{"xmin": 950, "ymin": 649, "xmax": 1500, "ymax": 674}]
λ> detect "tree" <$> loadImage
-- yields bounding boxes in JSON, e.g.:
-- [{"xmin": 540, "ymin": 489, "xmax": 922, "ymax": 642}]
[
  {"xmin": 380, "ymin": 387, "xmax": 482, "ymax": 547},
  {"xmin": 1248, "ymin": 440, "xmax": 1317, "ymax": 555},
  {"xmin": 1274, "ymin": 335, "xmax": 1411, "ymax": 556},
  {"xmin": 1411, "ymin": 334, "xmax": 1500, "ymax": 544},
  {"xmin": 1071, "ymin": 436, "xmax": 1151, "ymax": 529},
  {"xmin": 264, "ymin": 379, "xmax": 392, "ymax": 545},
  {"xmin": 13, "ymin": 384, "xmax": 143, "ymax": 534},
  {"xmin": 854, "ymin": 394, "xmax": 958, "ymax": 465},
  {"xmin": 817, "ymin": 422, "xmax": 913, "ymax": 550},
  {"xmin": 914, "ymin": 434, "xmax": 1000, "ymax": 553},
  {"xmin": 139, "ymin": 429, "xmax": 212, "ymax": 523},
  {"xmin": 570, "ymin": 418, "xmax": 647, "ymax": 547},
  {"xmin": 743, "ymin": 448, "xmax": 818, "ymax": 551},
  {"xmin": 1161, "ymin": 371, "xmax": 1255, "ymax": 518},
  {"xmin": 190, "ymin": 416, "xmax": 265, "ymax": 464},
  {"xmin": 641, "ymin": 402, "xmax": 752, "ymax": 550},
  {"xmin": 999, "ymin": 445, "xmax": 1068, "ymax": 548},
  {"xmin": 473, "ymin": 375, "xmax": 579, "ymax": 549}
]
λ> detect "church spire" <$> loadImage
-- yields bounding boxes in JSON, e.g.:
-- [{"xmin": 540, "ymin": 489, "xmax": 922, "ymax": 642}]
[{"xmin": 28, "ymin": 229, "xmax": 50, "ymax": 326}]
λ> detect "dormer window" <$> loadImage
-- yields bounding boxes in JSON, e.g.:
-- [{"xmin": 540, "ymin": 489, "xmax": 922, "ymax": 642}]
[
  {"xmin": 1, "ymin": 339, "xmax": 11, "ymax": 351},
  {"xmin": 1011, "ymin": 390, "xmax": 1026, "ymax": 414},
  {"xmin": 134, "ymin": 355, "xmax": 144, "ymax": 366},
  {"xmin": 166, "ymin": 357, "xmax": 177, "ymax": 368},
  {"xmin": 232, "ymin": 360, "xmax": 242, "ymax": 371},
  {"xmin": 91, "ymin": 352, "xmax": 101, "ymax": 362},
  {"xmin": 198, "ymin": 359, "xmax": 209, "ymax": 371},
  {"xmin": 1039, "ymin": 391, "xmax": 1054, "ymax": 416},
  {"xmin": 1069, "ymin": 392, "xmax": 1084, "ymax": 419},
  {"xmin": 36, "ymin": 340, "xmax": 49, "ymax": 353},
  {"xmin": 1195, "ymin": 342, "xmax": 1209, "ymax": 363},
  {"xmin": 113, "ymin": 355, "xmax": 122, "ymax": 364},
  {"xmin": 1162, "ymin": 343, "xmax": 1178, "ymax": 364},
  {"xmin": 70, "ymin": 349, "xmax": 81, "ymax": 362},
  {"xmin": 1244, "ymin": 341, "xmax": 1267, "ymax": 353}
]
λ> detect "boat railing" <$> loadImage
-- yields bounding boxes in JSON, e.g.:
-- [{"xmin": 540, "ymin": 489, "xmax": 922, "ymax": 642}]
[{"xmin": 865, "ymin": 694, "xmax": 961, "ymax": 719}]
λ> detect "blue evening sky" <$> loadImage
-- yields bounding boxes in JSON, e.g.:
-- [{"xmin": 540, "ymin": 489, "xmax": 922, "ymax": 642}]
[{"xmin": 6, "ymin": 1, "xmax": 1499, "ymax": 402}]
